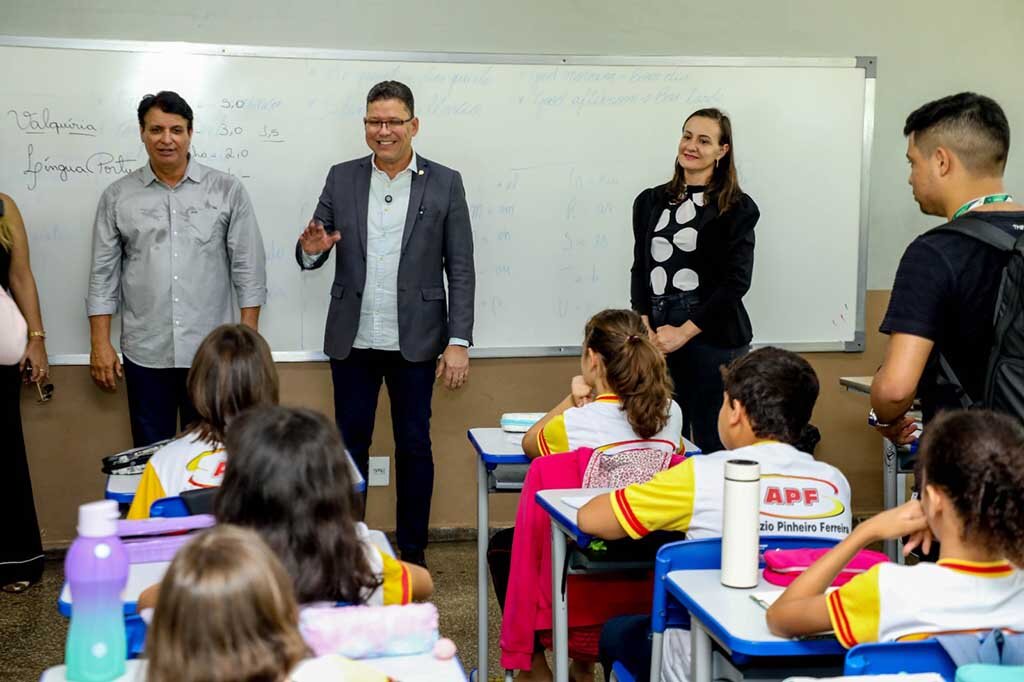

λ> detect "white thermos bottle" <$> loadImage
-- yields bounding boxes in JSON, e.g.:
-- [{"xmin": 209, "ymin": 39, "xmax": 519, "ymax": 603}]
[{"xmin": 721, "ymin": 459, "xmax": 761, "ymax": 588}]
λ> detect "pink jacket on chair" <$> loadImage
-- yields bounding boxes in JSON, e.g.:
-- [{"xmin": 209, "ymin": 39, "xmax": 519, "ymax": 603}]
[{"xmin": 499, "ymin": 448, "xmax": 684, "ymax": 671}]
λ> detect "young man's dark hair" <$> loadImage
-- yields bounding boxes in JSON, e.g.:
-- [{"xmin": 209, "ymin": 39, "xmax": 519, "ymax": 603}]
[
  {"xmin": 137, "ymin": 91, "xmax": 195, "ymax": 130},
  {"xmin": 903, "ymin": 92, "xmax": 1010, "ymax": 176},
  {"xmin": 366, "ymin": 80, "xmax": 415, "ymax": 116},
  {"xmin": 721, "ymin": 346, "xmax": 819, "ymax": 446}
]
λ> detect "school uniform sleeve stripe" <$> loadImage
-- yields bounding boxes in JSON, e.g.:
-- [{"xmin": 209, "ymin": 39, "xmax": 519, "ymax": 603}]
[
  {"xmin": 826, "ymin": 567, "xmax": 882, "ymax": 647},
  {"xmin": 610, "ymin": 460, "xmax": 696, "ymax": 537},
  {"xmin": 379, "ymin": 550, "xmax": 412, "ymax": 605},
  {"xmin": 539, "ymin": 415, "xmax": 570, "ymax": 456},
  {"xmin": 610, "ymin": 488, "xmax": 650, "ymax": 539},
  {"xmin": 827, "ymin": 590, "xmax": 858, "ymax": 648}
]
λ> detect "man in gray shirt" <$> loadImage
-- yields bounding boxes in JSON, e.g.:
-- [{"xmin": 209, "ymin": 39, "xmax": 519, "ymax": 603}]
[{"xmin": 87, "ymin": 91, "xmax": 267, "ymax": 447}]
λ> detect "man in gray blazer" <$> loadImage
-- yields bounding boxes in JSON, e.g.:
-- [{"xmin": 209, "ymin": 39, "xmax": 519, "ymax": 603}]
[{"xmin": 296, "ymin": 81, "xmax": 474, "ymax": 566}]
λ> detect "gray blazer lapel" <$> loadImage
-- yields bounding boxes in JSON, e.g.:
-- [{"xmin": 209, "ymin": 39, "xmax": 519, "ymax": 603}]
[
  {"xmin": 354, "ymin": 157, "xmax": 371, "ymax": 259},
  {"xmin": 402, "ymin": 160, "xmax": 428, "ymax": 255}
]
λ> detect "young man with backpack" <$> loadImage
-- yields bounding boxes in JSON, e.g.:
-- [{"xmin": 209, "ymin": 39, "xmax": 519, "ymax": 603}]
[{"xmin": 871, "ymin": 92, "xmax": 1024, "ymax": 444}]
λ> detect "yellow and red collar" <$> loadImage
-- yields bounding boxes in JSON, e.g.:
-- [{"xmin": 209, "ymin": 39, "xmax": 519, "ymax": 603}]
[{"xmin": 937, "ymin": 558, "xmax": 1015, "ymax": 578}]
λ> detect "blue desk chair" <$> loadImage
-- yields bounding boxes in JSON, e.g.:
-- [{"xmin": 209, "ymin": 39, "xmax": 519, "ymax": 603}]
[
  {"xmin": 623, "ymin": 535, "xmax": 839, "ymax": 682},
  {"xmin": 150, "ymin": 488, "xmax": 219, "ymax": 518},
  {"xmin": 149, "ymin": 496, "xmax": 190, "ymax": 518},
  {"xmin": 844, "ymin": 640, "xmax": 957, "ymax": 681}
]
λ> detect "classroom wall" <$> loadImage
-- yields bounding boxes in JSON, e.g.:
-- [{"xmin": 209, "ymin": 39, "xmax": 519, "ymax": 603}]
[{"xmin": 8, "ymin": 0, "xmax": 1022, "ymax": 545}]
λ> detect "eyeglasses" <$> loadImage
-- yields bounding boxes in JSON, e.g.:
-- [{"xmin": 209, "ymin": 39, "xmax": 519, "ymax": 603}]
[
  {"xmin": 22, "ymin": 365, "xmax": 54, "ymax": 403},
  {"xmin": 363, "ymin": 117, "xmax": 413, "ymax": 131},
  {"xmin": 34, "ymin": 380, "xmax": 54, "ymax": 404}
]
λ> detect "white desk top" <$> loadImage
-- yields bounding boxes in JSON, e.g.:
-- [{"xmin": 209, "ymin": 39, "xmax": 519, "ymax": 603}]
[
  {"xmin": 665, "ymin": 569, "xmax": 838, "ymax": 648},
  {"xmin": 663, "ymin": 565, "xmax": 839, "ymax": 651},
  {"xmin": 60, "ymin": 561, "xmax": 168, "ymax": 608},
  {"xmin": 41, "ymin": 654, "xmax": 467, "ymax": 681},
  {"xmin": 535, "ymin": 488, "xmax": 613, "ymax": 542},
  {"xmin": 41, "ymin": 661, "xmax": 145, "ymax": 682},
  {"xmin": 469, "ymin": 427, "xmax": 528, "ymax": 456}
]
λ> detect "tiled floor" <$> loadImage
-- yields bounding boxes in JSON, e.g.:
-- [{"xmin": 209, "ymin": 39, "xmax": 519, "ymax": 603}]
[{"xmin": 0, "ymin": 542, "xmax": 598, "ymax": 682}]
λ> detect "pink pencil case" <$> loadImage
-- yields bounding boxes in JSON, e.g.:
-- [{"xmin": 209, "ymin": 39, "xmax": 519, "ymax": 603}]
[
  {"xmin": 300, "ymin": 603, "xmax": 439, "ymax": 659},
  {"xmin": 763, "ymin": 547, "xmax": 889, "ymax": 586}
]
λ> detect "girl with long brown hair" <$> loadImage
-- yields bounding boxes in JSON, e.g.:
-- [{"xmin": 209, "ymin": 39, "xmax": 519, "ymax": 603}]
[
  {"xmin": 217, "ymin": 406, "xmax": 433, "ymax": 607},
  {"xmin": 631, "ymin": 108, "xmax": 760, "ymax": 453}
]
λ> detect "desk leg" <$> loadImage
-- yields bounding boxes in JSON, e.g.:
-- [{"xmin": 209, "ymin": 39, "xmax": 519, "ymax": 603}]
[
  {"xmin": 649, "ymin": 631, "xmax": 664, "ymax": 682},
  {"xmin": 689, "ymin": 616, "xmax": 712, "ymax": 682},
  {"xmin": 551, "ymin": 520, "xmax": 569, "ymax": 682},
  {"xmin": 477, "ymin": 458, "xmax": 489, "ymax": 681},
  {"xmin": 882, "ymin": 438, "xmax": 898, "ymax": 562}
]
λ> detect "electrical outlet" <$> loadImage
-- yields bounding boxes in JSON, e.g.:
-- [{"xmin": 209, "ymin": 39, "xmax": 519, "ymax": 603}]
[{"xmin": 368, "ymin": 456, "xmax": 390, "ymax": 486}]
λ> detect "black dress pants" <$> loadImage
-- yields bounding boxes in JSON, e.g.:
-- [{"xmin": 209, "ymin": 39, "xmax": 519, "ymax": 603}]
[
  {"xmin": 123, "ymin": 356, "xmax": 199, "ymax": 447},
  {"xmin": 650, "ymin": 292, "xmax": 748, "ymax": 453},
  {"xmin": 330, "ymin": 349, "xmax": 435, "ymax": 555},
  {"xmin": 0, "ymin": 364, "xmax": 43, "ymax": 584}
]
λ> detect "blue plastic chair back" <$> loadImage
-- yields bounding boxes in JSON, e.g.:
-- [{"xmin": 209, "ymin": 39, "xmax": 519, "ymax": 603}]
[
  {"xmin": 149, "ymin": 496, "xmax": 190, "ymax": 518},
  {"xmin": 845, "ymin": 640, "xmax": 957, "ymax": 681},
  {"xmin": 610, "ymin": 661, "xmax": 637, "ymax": 682},
  {"xmin": 650, "ymin": 535, "xmax": 839, "ymax": 634}
]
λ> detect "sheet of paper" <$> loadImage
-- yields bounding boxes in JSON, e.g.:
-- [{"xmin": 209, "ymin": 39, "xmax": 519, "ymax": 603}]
[
  {"xmin": 562, "ymin": 494, "xmax": 600, "ymax": 509},
  {"xmin": 750, "ymin": 586, "xmax": 836, "ymax": 610}
]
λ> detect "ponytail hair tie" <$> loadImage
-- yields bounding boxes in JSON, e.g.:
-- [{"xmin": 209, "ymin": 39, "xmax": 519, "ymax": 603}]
[{"xmin": 626, "ymin": 334, "xmax": 641, "ymax": 343}]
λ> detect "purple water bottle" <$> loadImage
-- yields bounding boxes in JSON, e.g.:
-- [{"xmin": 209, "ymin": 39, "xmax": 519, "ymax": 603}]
[{"xmin": 65, "ymin": 500, "xmax": 128, "ymax": 681}]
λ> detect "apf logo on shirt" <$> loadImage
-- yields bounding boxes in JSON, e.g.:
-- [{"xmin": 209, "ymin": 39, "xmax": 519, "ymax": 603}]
[
  {"xmin": 758, "ymin": 473, "xmax": 850, "ymax": 536},
  {"xmin": 185, "ymin": 448, "xmax": 227, "ymax": 488}
]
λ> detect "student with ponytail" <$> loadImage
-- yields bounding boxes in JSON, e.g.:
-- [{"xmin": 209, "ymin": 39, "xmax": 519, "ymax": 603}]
[
  {"xmin": 494, "ymin": 309, "xmax": 683, "ymax": 682},
  {"xmin": 522, "ymin": 308, "xmax": 683, "ymax": 459}
]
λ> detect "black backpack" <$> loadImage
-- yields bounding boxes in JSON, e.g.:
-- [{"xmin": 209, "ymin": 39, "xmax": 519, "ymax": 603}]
[{"xmin": 934, "ymin": 216, "xmax": 1024, "ymax": 421}]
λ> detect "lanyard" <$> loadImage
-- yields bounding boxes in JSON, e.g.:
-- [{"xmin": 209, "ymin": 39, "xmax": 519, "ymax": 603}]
[{"xmin": 952, "ymin": 193, "xmax": 1014, "ymax": 220}]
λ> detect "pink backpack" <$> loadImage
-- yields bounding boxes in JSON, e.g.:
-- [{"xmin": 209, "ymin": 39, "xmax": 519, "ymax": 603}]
[
  {"xmin": 581, "ymin": 444, "xmax": 677, "ymax": 489},
  {"xmin": 762, "ymin": 547, "xmax": 889, "ymax": 586}
]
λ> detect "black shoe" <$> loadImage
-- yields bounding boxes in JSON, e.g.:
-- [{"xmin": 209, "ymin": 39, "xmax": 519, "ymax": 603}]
[{"xmin": 401, "ymin": 549, "xmax": 427, "ymax": 568}]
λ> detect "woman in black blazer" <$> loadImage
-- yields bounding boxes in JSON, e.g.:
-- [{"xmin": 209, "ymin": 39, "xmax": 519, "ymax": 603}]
[{"xmin": 631, "ymin": 108, "xmax": 759, "ymax": 453}]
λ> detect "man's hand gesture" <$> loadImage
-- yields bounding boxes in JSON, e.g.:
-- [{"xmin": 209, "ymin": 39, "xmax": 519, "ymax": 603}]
[{"xmin": 299, "ymin": 219, "xmax": 341, "ymax": 255}]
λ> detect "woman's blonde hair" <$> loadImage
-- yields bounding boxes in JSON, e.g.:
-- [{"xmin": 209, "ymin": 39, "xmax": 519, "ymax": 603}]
[
  {"xmin": 584, "ymin": 309, "xmax": 674, "ymax": 438},
  {"xmin": 146, "ymin": 525, "xmax": 310, "ymax": 682}
]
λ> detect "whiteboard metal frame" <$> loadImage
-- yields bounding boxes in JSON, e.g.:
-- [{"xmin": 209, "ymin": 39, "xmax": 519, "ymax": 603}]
[{"xmin": 1, "ymin": 36, "xmax": 874, "ymax": 362}]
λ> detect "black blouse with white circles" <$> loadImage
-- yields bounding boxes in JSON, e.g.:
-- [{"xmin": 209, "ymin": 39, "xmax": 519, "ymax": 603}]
[{"xmin": 649, "ymin": 185, "xmax": 707, "ymax": 296}]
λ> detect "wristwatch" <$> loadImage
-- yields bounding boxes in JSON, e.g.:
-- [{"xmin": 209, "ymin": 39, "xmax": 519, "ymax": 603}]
[
  {"xmin": 867, "ymin": 409, "xmax": 892, "ymax": 428},
  {"xmin": 28, "ymin": 330, "xmax": 46, "ymax": 339}
]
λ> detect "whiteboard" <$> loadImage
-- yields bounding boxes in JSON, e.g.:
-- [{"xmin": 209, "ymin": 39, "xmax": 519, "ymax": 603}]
[{"xmin": 0, "ymin": 38, "xmax": 874, "ymax": 363}]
